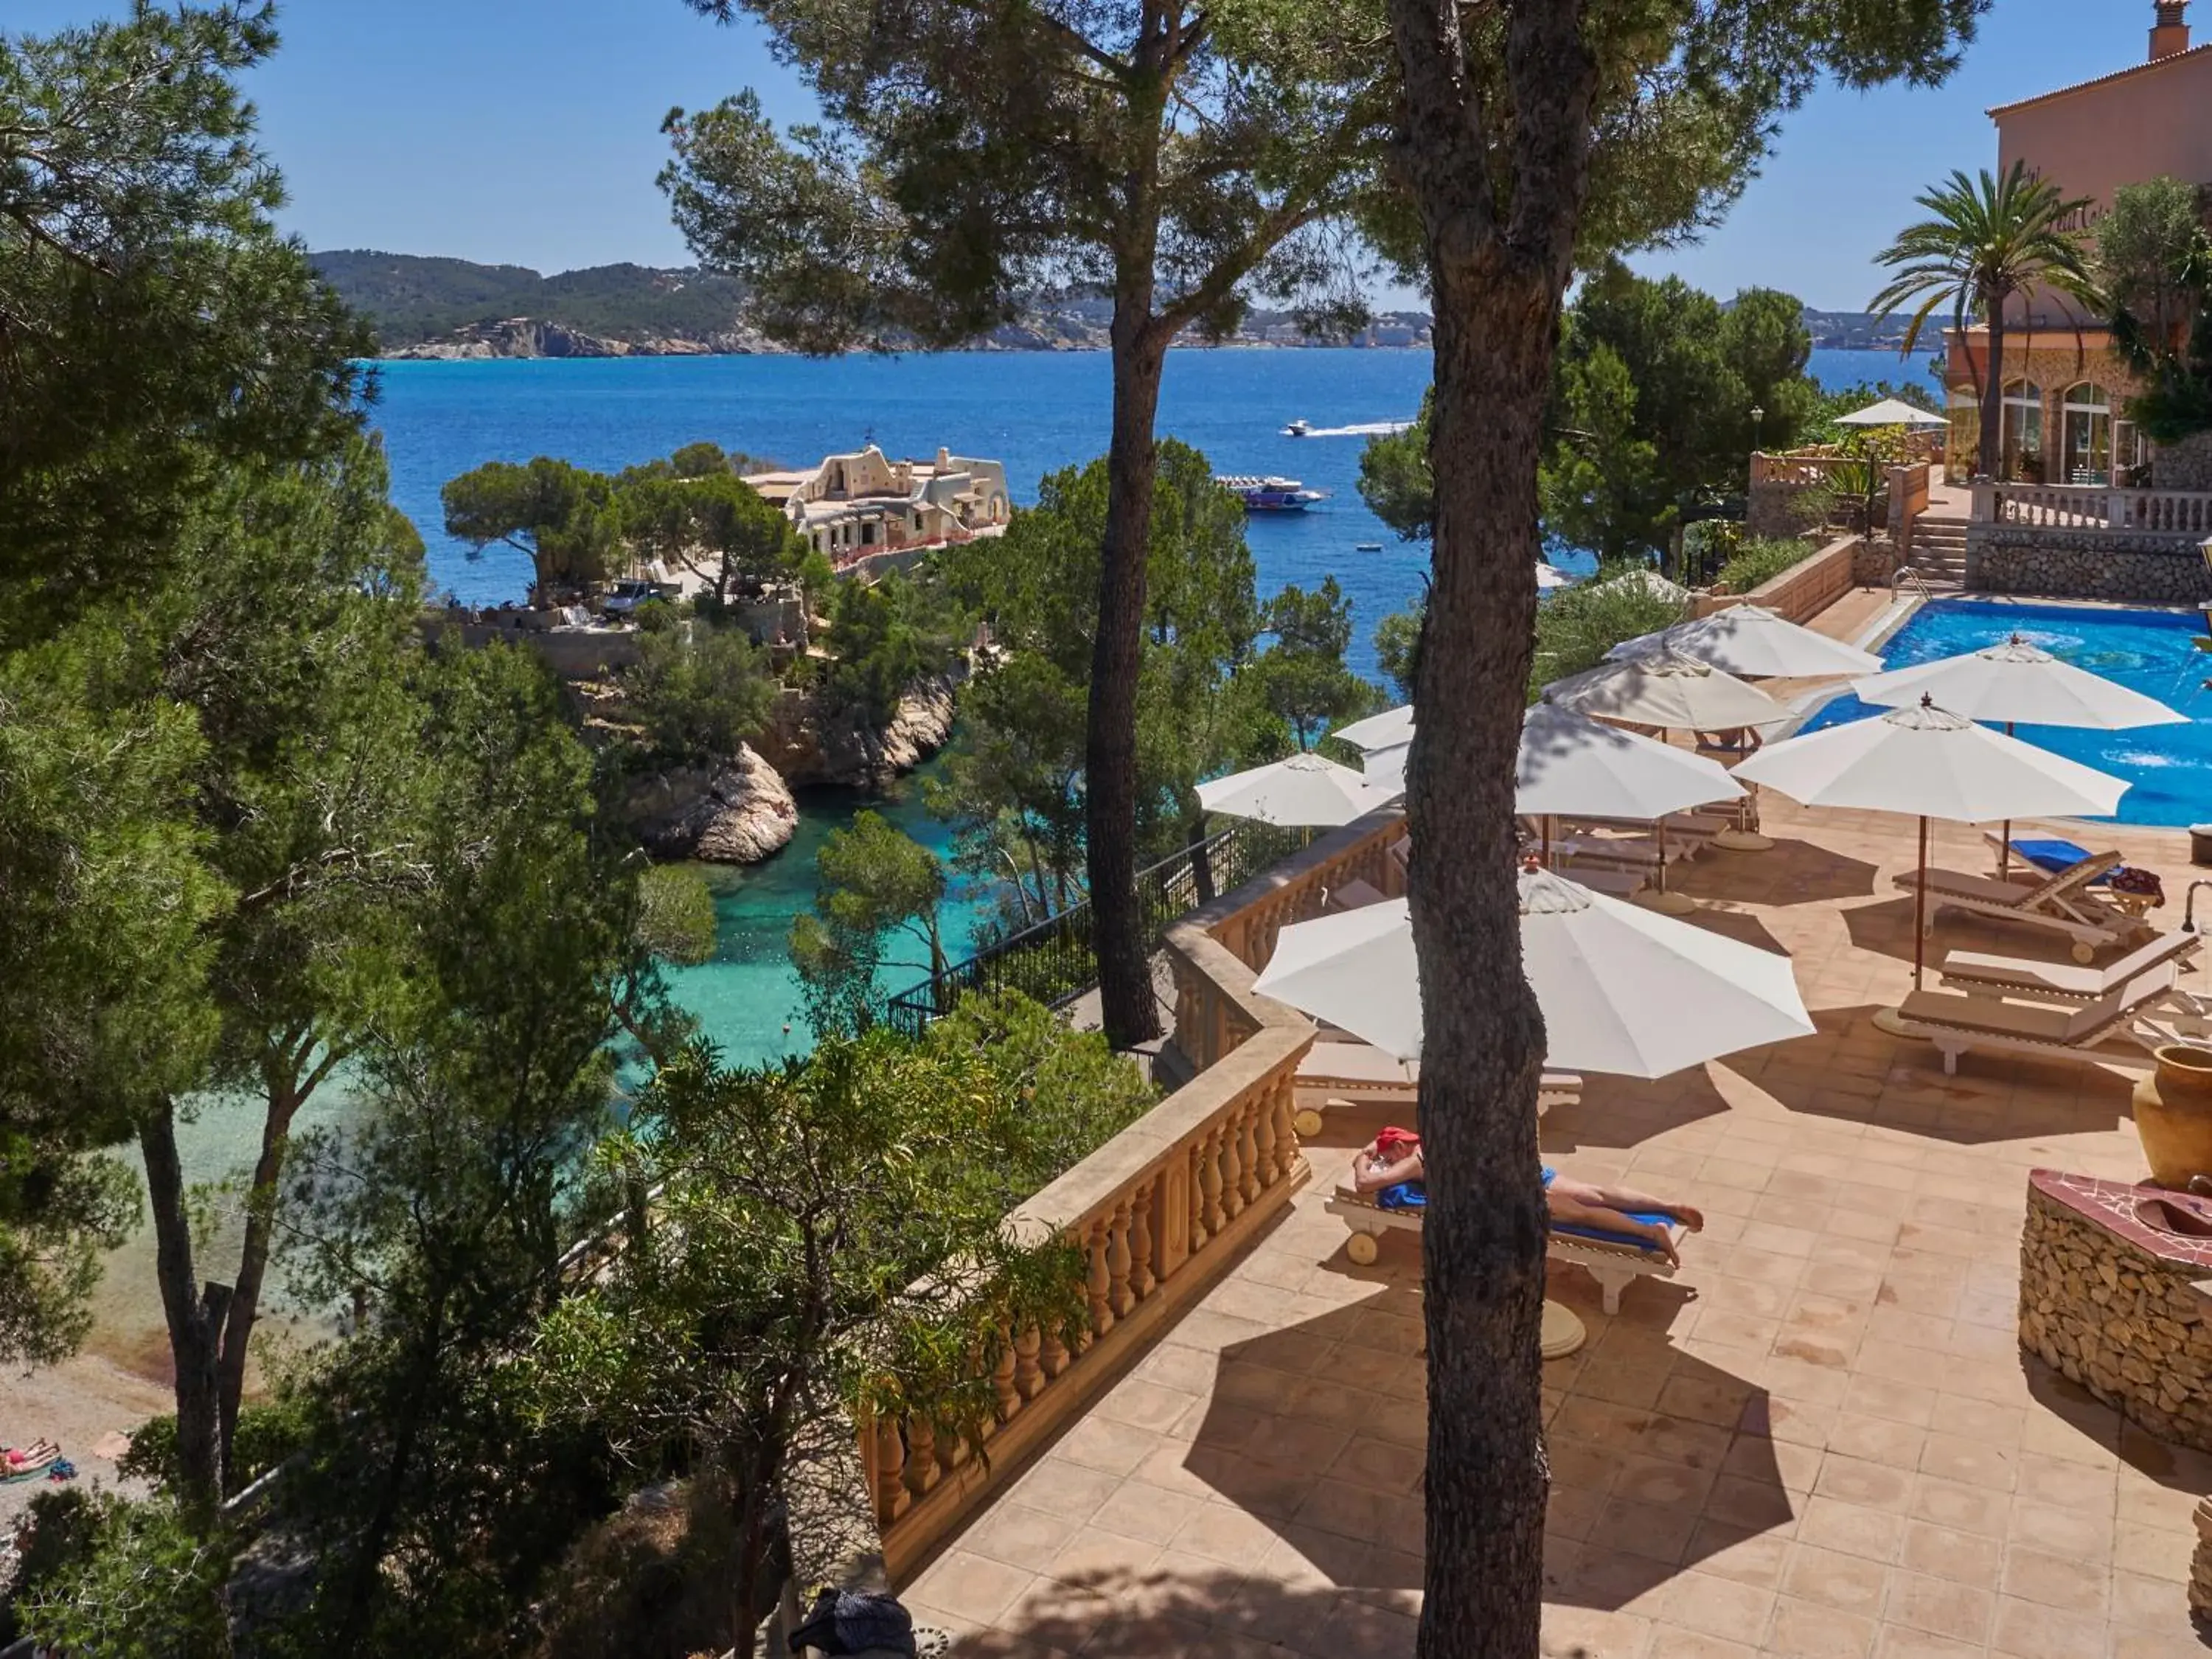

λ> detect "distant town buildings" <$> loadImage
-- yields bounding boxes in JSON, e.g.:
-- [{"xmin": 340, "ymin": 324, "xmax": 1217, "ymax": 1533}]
[
  {"xmin": 745, "ymin": 445, "xmax": 1011, "ymax": 569},
  {"xmin": 1943, "ymin": 0, "xmax": 2211, "ymax": 484}
]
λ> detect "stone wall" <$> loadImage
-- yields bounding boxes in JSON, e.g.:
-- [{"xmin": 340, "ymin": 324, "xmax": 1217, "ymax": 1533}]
[
  {"xmin": 2194, "ymin": 1498, "xmax": 2212, "ymax": 1623},
  {"xmin": 2019, "ymin": 1178, "xmax": 2212, "ymax": 1454},
  {"xmin": 2160, "ymin": 433, "xmax": 2212, "ymax": 493},
  {"xmin": 1967, "ymin": 529, "xmax": 2212, "ymax": 603},
  {"xmin": 1853, "ymin": 538, "xmax": 1900, "ymax": 588}
]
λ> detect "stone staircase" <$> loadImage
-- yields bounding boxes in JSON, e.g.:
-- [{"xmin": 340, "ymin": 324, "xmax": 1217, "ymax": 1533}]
[{"xmin": 1903, "ymin": 514, "xmax": 1969, "ymax": 586}]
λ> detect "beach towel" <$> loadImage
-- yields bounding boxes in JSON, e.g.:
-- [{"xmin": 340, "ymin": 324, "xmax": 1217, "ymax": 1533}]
[{"xmin": 1375, "ymin": 1182, "xmax": 1426, "ymax": 1211}]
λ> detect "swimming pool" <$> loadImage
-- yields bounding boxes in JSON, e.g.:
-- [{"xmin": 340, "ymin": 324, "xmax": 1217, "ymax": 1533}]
[{"xmin": 1797, "ymin": 598, "xmax": 2212, "ymax": 827}]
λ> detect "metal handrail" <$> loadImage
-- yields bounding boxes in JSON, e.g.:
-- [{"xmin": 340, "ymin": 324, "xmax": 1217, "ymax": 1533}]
[{"xmin": 879, "ymin": 819, "xmax": 1302, "ymax": 1036}]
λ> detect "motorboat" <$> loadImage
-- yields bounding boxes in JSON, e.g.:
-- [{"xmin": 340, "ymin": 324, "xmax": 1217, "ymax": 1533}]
[
  {"xmin": 1282, "ymin": 419, "xmax": 1312, "ymax": 437},
  {"xmin": 1217, "ymin": 474, "xmax": 1327, "ymax": 512},
  {"xmin": 1355, "ymin": 542, "xmax": 1382, "ymax": 552}
]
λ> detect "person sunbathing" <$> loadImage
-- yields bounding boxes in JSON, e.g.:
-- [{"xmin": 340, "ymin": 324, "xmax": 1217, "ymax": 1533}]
[
  {"xmin": 4, "ymin": 1441, "xmax": 59, "ymax": 1470},
  {"xmin": 1352, "ymin": 1131, "xmax": 1703, "ymax": 1262}
]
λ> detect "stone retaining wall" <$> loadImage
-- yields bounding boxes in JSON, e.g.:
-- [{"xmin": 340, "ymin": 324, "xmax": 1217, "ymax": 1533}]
[
  {"xmin": 2019, "ymin": 1175, "xmax": 2212, "ymax": 1453},
  {"xmin": 2160, "ymin": 433, "xmax": 2212, "ymax": 493},
  {"xmin": 1968, "ymin": 530, "xmax": 2212, "ymax": 603},
  {"xmin": 2193, "ymin": 1498, "xmax": 2212, "ymax": 1622},
  {"xmin": 1853, "ymin": 538, "xmax": 1900, "ymax": 587}
]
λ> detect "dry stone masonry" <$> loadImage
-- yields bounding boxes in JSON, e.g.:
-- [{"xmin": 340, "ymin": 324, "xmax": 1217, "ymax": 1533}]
[
  {"xmin": 1970, "ymin": 531, "xmax": 2212, "ymax": 603},
  {"xmin": 2019, "ymin": 1172, "xmax": 2212, "ymax": 1453}
]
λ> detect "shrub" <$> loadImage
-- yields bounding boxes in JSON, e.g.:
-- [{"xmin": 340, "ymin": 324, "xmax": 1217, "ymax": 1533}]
[
  {"xmin": 1714, "ymin": 535, "xmax": 1812, "ymax": 595},
  {"xmin": 1528, "ymin": 571, "xmax": 1688, "ymax": 698}
]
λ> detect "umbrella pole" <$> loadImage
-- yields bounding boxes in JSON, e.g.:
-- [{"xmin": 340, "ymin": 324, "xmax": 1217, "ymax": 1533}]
[
  {"xmin": 2000, "ymin": 720, "xmax": 2014, "ymax": 882},
  {"xmin": 1544, "ymin": 814, "xmax": 1554, "ymax": 867},
  {"xmin": 1915, "ymin": 815, "xmax": 1930, "ymax": 992}
]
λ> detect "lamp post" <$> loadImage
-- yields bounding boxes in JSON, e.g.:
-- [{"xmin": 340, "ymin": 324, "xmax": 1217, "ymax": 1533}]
[{"xmin": 1750, "ymin": 404, "xmax": 1764, "ymax": 453}]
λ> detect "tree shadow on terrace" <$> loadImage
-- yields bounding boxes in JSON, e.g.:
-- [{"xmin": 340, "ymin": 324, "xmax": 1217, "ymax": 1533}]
[{"xmin": 1670, "ymin": 836, "xmax": 1881, "ymax": 907}]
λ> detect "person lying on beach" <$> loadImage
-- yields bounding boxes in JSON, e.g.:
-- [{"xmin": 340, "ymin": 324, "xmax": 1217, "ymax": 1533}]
[
  {"xmin": 1352, "ymin": 1131, "xmax": 1705, "ymax": 1262},
  {"xmin": 4, "ymin": 1441, "xmax": 59, "ymax": 1470}
]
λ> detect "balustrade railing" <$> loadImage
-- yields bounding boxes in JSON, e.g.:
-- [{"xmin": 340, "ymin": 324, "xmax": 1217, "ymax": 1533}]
[
  {"xmin": 1988, "ymin": 481, "xmax": 2109, "ymax": 529},
  {"xmin": 2112, "ymin": 489, "xmax": 2212, "ymax": 538},
  {"xmin": 1971, "ymin": 481, "xmax": 2212, "ymax": 541},
  {"xmin": 857, "ymin": 806, "xmax": 1405, "ymax": 1581}
]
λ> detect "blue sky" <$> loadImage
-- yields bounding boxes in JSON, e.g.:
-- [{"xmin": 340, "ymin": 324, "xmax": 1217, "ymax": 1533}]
[{"xmin": 5, "ymin": 0, "xmax": 2160, "ymax": 310}]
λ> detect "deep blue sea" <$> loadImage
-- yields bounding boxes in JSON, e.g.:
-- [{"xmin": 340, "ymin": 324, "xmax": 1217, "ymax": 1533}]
[
  {"xmin": 1798, "ymin": 598, "xmax": 2212, "ymax": 828},
  {"xmin": 359, "ymin": 344, "xmax": 1943, "ymax": 1065}
]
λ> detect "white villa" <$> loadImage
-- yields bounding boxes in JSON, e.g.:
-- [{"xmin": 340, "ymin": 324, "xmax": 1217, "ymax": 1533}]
[{"xmin": 745, "ymin": 445, "xmax": 1010, "ymax": 570}]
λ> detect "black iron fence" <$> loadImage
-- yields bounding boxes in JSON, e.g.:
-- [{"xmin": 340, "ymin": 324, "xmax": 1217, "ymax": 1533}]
[{"xmin": 880, "ymin": 819, "xmax": 1306, "ymax": 1037}]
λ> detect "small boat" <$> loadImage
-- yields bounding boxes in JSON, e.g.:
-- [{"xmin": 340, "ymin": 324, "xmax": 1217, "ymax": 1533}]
[
  {"xmin": 1282, "ymin": 419, "xmax": 1312, "ymax": 437},
  {"xmin": 1355, "ymin": 541, "xmax": 1382, "ymax": 552},
  {"xmin": 1216, "ymin": 474, "xmax": 1327, "ymax": 512}
]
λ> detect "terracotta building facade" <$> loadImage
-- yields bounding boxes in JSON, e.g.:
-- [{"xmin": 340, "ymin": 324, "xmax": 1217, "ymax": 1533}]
[{"xmin": 1941, "ymin": 1, "xmax": 2211, "ymax": 485}]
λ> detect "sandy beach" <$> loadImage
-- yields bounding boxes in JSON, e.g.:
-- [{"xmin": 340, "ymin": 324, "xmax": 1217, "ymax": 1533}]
[{"xmin": 2, "ymin": 1352, "xmax": 167, "ymax": 1526}]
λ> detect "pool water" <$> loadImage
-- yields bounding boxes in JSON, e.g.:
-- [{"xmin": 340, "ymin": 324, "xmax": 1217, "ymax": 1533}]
[{"xmin": 1798, "ymin": 599, "xmax": 2212, "ymax": 828}]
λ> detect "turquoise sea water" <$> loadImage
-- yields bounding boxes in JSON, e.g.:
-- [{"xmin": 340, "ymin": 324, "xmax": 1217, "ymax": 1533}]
[
  {"xmin": 363, "ymin": 344, "xmax": 1941, "ymax": 1064},
  {"xmin": 1798, "ymin": 599, "xmax": 2212, "ymax": 827}
]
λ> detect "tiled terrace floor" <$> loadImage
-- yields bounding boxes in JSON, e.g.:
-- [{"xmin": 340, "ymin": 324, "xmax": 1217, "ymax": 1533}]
[{"xmin": 906, "ymin": 799, "xmax": 2212, "ymax": 1658}]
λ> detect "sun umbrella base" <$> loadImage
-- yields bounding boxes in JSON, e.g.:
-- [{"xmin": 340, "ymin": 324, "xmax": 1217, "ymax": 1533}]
[
  {"xmin": 1541, "ymin": 1300, "xmax": 1587, "ymax": 1359},
  {"xmin": 1871, "ymin": 1006, "xmax": 1914, "ymax": 1038},
  {"xmin": 1711, "ymin": 827, "xmax": 1774, "ymax": 852},
  {"xmin": 1633, "ymin": 888, "xmax": 1698, "ymax": 916}
]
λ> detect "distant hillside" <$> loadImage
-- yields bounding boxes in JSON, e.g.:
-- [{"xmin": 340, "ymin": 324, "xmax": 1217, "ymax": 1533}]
[
  {"xmin": 310, "ymin": 250, "xmax": 1433, "ymax": 358},
  {"xmin": 1801, "ymin": 307, "xmax": 1919, "ymax": 349}
]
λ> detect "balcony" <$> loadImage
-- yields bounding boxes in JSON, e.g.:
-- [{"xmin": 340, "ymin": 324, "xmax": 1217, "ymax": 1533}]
[{"xmin": 844, "ymin": 802, "xmax": 2211, "ymax": 1658}]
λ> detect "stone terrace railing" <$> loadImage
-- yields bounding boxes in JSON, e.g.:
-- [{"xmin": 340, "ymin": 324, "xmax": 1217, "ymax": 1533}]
[
  {"xmin": 1751, "ymin": 452, "xmax": 1860, "ymax": 488},
  {"xmin": 1975, "ymin": 480, "xmax": 2212, "ymax": 541},
  {"xmin": 860, "ymin": 807, "xmax": 1408, "ymax": 1584}
]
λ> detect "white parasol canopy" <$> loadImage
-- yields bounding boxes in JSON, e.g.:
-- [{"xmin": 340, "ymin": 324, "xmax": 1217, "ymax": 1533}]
[
  {"xmin": 1585, "ymin": 568, "xmax": 1691, "ymax": 605},
  {"xmin": 1547, "ymin": 650, "xmax": 1790, "ymax": 732},
  {"xmin": 1732, "ymin": 698, "xmax": 2129, "ymax": 824},
  {"xmin": 1851, "ymin": 633, "xmax": 2187, "ymax": 731},
  {"xmin": 1195, "ymin": 751, "xmax": 1397, "ymax": 827},
  {"xmin": 1733, "ymin": 697, "xmax": 2128, "ymax": 985},
  {"xmin": 1334, "ymin": 704, "xmax": 1414, "ymax": 752},
  {"xmin": 1251, "ymin": 869, "xmax": 1814, "ymax": 1074},
  {"xmin": 1835, "ymin": 397, "xmax": 1948, "ymax": 429},
  {"xmin": 1515, "ymin": 702, "xmax": 1742, "ymax": 818},
  {"xmin": 1610, "ymin": 606, "xmax": 1882, "ymax": 679},
  {"xmin": 1363, "ymin": 740, "xmax": 1411, "ymax": 796},
  {"xmin": 1537, "ymin": 561, "xmax": 1573, "ymax": 591}
]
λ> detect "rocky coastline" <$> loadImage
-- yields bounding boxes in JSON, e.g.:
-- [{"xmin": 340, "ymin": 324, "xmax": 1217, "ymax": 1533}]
[{"xmin": 626, "ymin": 675, "xmax": 959, "ymax": 865}]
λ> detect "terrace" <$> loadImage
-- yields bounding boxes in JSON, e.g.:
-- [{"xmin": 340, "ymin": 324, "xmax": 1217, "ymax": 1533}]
[{"xmin": 855, "ymin": 794, "xmax": 2212, "ymax": 1659}]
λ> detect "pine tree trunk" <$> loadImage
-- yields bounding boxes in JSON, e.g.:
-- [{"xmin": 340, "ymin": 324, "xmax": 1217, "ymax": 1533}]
[
  {"xmin": 1382, "ymin": 0, "xmax": 1596, "ymax": 1651},
  {"xmin": 1980, "ymin": 298, "xmax": 2007, "ymax": 481},
  {"xmin": 215, "ymin": 1082, "xmax": 304, "ymax": 1485},
  {"xmin": 1086, "ymin": 308, "xmax": 1169, "ymax": 1048},
  {"xmin": 1408, "ymin": 254, "xmax": 1562, "ymax": 1659},
  {"xmin": 142, "ymin": 1102, "xmax": 229, "ymax": 1517}
]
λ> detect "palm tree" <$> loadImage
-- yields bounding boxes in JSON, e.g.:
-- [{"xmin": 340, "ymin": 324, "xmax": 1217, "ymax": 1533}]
[{"xmin": 1869, "ymin": 161, "xmax": 2102, "ymax": 480}]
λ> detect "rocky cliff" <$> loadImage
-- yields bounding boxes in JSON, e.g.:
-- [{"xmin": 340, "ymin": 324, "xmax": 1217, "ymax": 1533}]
[
  {"xmin": 630, "ymin": 743, "xmax": 800, "ymax": 864},
  {"xmin": 754, "ymin": 675, "xmax": 957, "ymax": 793}
]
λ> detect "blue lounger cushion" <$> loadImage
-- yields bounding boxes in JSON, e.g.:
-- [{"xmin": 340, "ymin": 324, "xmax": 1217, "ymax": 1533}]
[
  {"xmin": 1550, "ymin": 1211, "xmax": 1672, "ymax": 1254},
  {"xmin": 2006, "ymin": 838, "xmax": 2115, "ymax": 885}
]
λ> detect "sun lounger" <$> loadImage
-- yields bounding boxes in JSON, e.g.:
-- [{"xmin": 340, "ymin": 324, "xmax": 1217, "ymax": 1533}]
[
  {"xmin": 1893, "ymin": 851, "xmax": 2151, "ymax": 964},
  {"xmin": 1980, "ymin": 832, "xmax": 2121, "ymax": 885},
  {"xmin": 1293, "ymin": 1046, "xmax": 1580, "ymax": 1132},
  {"xmin": 1558, "ymin": 863, "xmax": 1647, "ymax": 900},
  {"xmin": 1552, "ymin": 834, "xmax": 1673, "ymax": 872},
  {"xmin": 1939, "ymin": 930, "xmax": 2202, "ymax": 1006},
  {"xmin": 1889, "ymin": 960, "xmax": 2180, "ymax": 1074},
  {"xmin": 1565, "ymin": 812, "xmax": 1735, "ymax": 845},
  {"xmin": 1324, "ymin": 1186, "xmax": 1678, "ymax": 1311}
]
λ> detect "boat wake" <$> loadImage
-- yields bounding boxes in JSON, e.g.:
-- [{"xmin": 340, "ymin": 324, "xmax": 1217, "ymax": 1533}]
[{"xmin": 1282, "ymin": 420, "xmax": 1414, "ymax": 438}]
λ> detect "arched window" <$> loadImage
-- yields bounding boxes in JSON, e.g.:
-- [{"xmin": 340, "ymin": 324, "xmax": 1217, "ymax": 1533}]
[
  {"xmin": 1944, "ymin": 391, "xmax": 1979, "ymax": 484},
  {"xmin": 2001, "ymin": 380, "xmax": 2043, "ymax": 481},
  {"xmin": 2061, "ymin": 383, "xmax": 2112, "ymax": 483}
]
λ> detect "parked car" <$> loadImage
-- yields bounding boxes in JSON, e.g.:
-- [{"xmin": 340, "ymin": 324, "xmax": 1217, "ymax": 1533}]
[{"xmin": 602, "ymin": 578, "xmax": 679, "ymax": 616}]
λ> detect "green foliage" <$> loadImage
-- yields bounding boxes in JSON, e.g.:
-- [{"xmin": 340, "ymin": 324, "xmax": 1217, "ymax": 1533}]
[
  {"xmin": 815, "ymin": 571, "xmax": 960, "ymax": 725},
  {"xmin": 529, "ymin": 992, "xmax": 1150, "ymax": 1649},
  {"xmin": 442, "ymin": 456, "xmax": 619, "ymax": 597},
  {"xmin": 798, "ymin": 809, "xmax": 951, "ymax": 997},
  {"xmin": 1252, "ymin": 577, "xmax": 1377, "ymax": 750},
  {"xmin": 1371, "ymin": 601, "xmax": 1425, "ymax": 704},
  {"xmin": 2100, "ymin": 178, "xmax": 2212, "ymax": 445},
  {"xmin": 1364, "ymin": 267, "xmax": 1823, "ymax": 564},
  {"xmin": 310, "ymin": 250, "xmax": 753, "ymax": 352},
  {"xmin": 635, "ymin": 866, "xmax": 719, "ymax": 967},
  {"xmin": 1527, "ymin": 574, "xmax": 1690, "ymax": 700},
  {"xmin": 1714, "ymin": 535, "xmax": 1814, "ymax": 595},
  {"xmin": 621, "ymin": 619, "xmax": 776, "ymax": 764},
  {"xmin": 1868, "ymin": 161, "xmax": 2101, "ymax": 476},
  {"xmin": 16, "ymin": 1492, "xmax": 233, "ymax": 1659},
  {"xmin": 616, "ymin": 462, "xmax": 805, "ymax": 603}
]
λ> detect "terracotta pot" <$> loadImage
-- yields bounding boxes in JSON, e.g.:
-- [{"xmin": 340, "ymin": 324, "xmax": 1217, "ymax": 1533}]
[{"xmin": 2131, "ymin": 1044, "xmax": 2212, "ymax": 1186}]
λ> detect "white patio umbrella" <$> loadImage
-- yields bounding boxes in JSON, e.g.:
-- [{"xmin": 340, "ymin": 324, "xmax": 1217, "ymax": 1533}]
[
  {"xmin": 1733, "ymin": 696, "xmax": 2129, "ymax": 987},
  {"xmin": 1364, "ymin": 703, "xmax": 1744, "ymax": 813},
  {"xmin": 1852, "ymin": 633, "xmax": 2183, "ymax": 877},
  {"xmin": 1537, "ymin": 560, "xmax": 1573, "ymax": 591},
  {"xmin": 1545, "ymin": 653, "xmax": 1789, "ymax": 902},
  {"xmin": 1335, "ymin": 704, "xmax": 1414, "ymax": 751},
  {"xmin": 1196, "ymin": 751, "xmax": 1396, "ymax": 827},
  {"xmin": 1252, "ymin": 868, "xmax": 1813, "ymax": 1074},
  {"xmin": 1609, "ymin": 606, "xmax": 1882, "ymax": 679},
  {"xmin": 1585, "ymin": 568, "xmax": 1691, "ymax": 605},
  {"xmin": 1835, "ymin": 397, "xmax": 1948, "ymax": 429},
  {"xmin": 1363, "ymin": 740, "xmax": 1411, "ymax": 796}
]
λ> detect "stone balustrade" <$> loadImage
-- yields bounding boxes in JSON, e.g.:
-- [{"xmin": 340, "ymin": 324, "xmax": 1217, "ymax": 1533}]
[
  {"xmin": 2113, "ymin": 487, "xmax": 2212, "ymax": 538},
  {"xmin": 1972, "ymin": 479, "xmax": 2212, "ymax": 543},
  {"xmin": 860, "ymin": 809, "xmax": 1405, "ymax": 1582}
]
